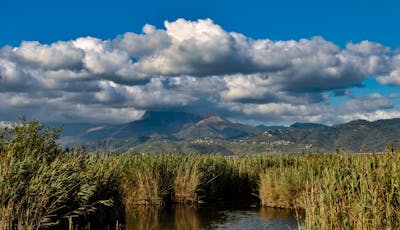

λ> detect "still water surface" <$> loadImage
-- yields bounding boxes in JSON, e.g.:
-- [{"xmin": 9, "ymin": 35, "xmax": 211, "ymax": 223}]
[{"xmin": 126, "ymin": 203, "xmax": 298, "ymax": 230}]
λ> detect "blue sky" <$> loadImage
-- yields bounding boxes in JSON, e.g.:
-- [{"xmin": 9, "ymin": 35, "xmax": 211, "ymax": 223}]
[
  {"xmin": 1, "ymin": 0, "xmax": 400, "ymax": 125},
  {"xmin": 2, "ymin": 0, "xmax": 400, "ymax": 47}
]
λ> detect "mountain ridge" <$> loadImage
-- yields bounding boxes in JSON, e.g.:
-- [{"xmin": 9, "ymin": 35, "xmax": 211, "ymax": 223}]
[{"xmin": 47, "ymin": 111, "xmax": 400, "ymax": 153}]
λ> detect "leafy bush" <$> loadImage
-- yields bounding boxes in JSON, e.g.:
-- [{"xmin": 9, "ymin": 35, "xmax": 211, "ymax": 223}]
[{"xmin": 0, "ymin": 119, "xmax": 122, "ymax": 229}]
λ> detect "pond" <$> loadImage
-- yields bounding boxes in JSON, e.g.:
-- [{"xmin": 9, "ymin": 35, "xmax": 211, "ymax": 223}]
[{"xmin": 126, "ymin": 203, "xmax": 299, "ymax": 230}]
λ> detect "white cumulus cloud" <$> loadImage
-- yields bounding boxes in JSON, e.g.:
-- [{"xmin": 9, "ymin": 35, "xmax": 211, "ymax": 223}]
[{"xmin": 0, "ymin": 18, "xmax": 399, "ymax": 124}]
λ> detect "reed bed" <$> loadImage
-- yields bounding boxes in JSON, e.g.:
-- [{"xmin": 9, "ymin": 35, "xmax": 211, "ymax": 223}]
[
  {"xmin": 2, "ymin": 119, "xmax": 400, "ymax": 229},
  {"xmin": 299, "ymin": 153, "xmax": 400, "ymax": 229}
]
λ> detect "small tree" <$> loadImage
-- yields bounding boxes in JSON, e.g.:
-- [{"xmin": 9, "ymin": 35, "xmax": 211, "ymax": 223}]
[
  {"xmin": 0, "ymin": 117, "xmax": 64, "ymax": 162},
  {"xmin": 0, "ymin": 118, "xmax": 120, "ymax": 228}
]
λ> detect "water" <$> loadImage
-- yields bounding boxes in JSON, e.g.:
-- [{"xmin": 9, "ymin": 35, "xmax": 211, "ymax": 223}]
[{"xmin": 126, "ymin": 203, "xmax": 299, "ymax": 230}]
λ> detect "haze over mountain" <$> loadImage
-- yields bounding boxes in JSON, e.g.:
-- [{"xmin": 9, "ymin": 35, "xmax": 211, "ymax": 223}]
[{"xmin": 51, "ymin": 111, "xmax": 400, "ymax": 154}]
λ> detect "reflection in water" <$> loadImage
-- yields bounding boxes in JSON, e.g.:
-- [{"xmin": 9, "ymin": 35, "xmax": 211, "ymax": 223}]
[{"xmin": 126, "ymin": 203, "xmax": 298, "ymax": 230}]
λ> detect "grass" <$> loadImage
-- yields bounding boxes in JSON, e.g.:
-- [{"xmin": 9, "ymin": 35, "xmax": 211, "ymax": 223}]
[
  {"xmin": 299, "ymin": 153, "xmax": 400, "ymax": 229},
  {"xmin": 2, "ymin": 119, "xmax": 400, "ymax": 229}
]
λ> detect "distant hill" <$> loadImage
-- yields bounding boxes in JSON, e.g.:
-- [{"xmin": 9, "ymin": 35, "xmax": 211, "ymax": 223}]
[
  {"xmin": 175, "ymin": 113, "xmax": 259, "ymax": 139},
  {"xmin": 255, "ymin": 125, "xmax": 285, "ymax": 132},
  {"xmin": 290, "ymin": 122, "xmax": 326, "ymax": 130},
  {"xmin": 247, "ymin": 118, "xmax": 400, "ymax": 153},
  {"xmin": 49, "ymin": 112, "xmax": 400, "ymax": 154}
]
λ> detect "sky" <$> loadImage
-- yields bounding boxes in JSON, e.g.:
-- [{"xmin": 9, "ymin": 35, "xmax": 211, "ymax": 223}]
[{"xmin": 1, "ymin": 0, "xmax": 400, "ymax": 125}]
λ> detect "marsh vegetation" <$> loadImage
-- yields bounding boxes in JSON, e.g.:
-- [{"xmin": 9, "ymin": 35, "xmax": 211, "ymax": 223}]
[{"xmin": 1, "ymin": 119, "xmax": 400, "ymax": 229}]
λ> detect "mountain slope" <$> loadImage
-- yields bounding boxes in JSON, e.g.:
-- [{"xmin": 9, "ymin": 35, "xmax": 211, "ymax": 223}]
[
  {"xmin": 52, "ymin": 112, "xmax": 400, "ymax": 153},
  {"xmin": 174, "ymin": 114, "xmax": 259, "ymax": 139},
  {"xmin": 57, "ymin": 111, "xmax": 262, "ymax": 146},
  {"xmin": 248, "ymin": 118, "xmax": 400, "ymax": 152},
  {"xmin": 110, "ymin": 111, "xmax": 202, "ymax": 139},
  {"xmin": 255, "ymin": 125, "xmax": 285, "ymax": 132},
  {"xmin": 290, "ymin": 122, "xmax": 326, "ymax": 130}
]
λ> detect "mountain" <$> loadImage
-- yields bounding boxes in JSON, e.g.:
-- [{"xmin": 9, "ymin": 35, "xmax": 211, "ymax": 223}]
[
  {"xmin": 290, "ymin": 122, "xmax": 326, "ymax": 130},
  {"xmin": 51, "ymin": 112, "xmax": 400, "ymax": 154},
  {"xmin": 55, "ymin": 111, "xmax": 261, "ymax": 146},
  {"xmin": 246, "ymin": 118, "xmax": 400, "ymax": 153},
  {"xmin": 72, "ymin": 111, "xmax": 204, "ymax": 142},
  {"xmin": 175, "ymin": 113, "xmax": 259, "ymax": 139},
  {"xmin": 255, "ymin": 125, "xmax": 285, "ymax": 132},
  {"xmin": 110, "ymin": 111, "xmax": 203, "ymax": 139}
]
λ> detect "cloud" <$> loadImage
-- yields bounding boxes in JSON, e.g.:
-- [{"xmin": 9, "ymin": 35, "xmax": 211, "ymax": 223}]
[
  {"xmin": 13, "ymin": 41, "xmax": 84, "ymax": 70},
  {"xmin": 221, "ymin": 74, "xmax": 325, "ymax": 104},
  {"xmin": 377, "ymin": 54, "xmax": 400, "ymax": 85},
  {"xmin": 219, "ymin": 101, "xmax": 331, "ymax": 124},
  {"xmin": 0, "ymin": 18, "xmax": 399, "ymax": 124},
  {"xmin": 93, "ymin": 77, "xmax": 198, "ymax": 109},
  {"xmin": 337, "ymin": 110, "xmax": 400, "ymax": 122},
  {"xmin": 114, "ymin": 24, "xmax": 172, "ymax": 57},
  {"xmin": 0, "ymin": 92, "xmax": 145, "ymax": 123},
  {"xmin": 218, "ymin": 93, "xmax": 399, "ymax": 125},
  {"xmin": 342, "ymin": 93, "xmax": 393, "ymax": 113}
]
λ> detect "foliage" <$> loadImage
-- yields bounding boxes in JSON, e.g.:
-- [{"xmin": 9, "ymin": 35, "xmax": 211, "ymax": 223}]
[
  {"xmin": 0, "ymin": 119, "xmax": 121, "ymax": 229},
  {"xmin": 0, "ymin": 117, "xmax": 63, "ymax": 162}
]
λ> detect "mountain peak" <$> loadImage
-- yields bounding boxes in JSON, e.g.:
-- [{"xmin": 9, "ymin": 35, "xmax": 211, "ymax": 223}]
[
  {"xmin": 57, "ymin": 113, "xmax": 400, "ymax": 153},
  {"xmin": 199, "ymin": 113, "xmax": 230, "ymax": 124}
]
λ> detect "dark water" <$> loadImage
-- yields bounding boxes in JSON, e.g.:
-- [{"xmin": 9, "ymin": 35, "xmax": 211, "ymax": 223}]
[{"xmin": 126, "ymin": 203, "xmax": 299, "ymax": 230}]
